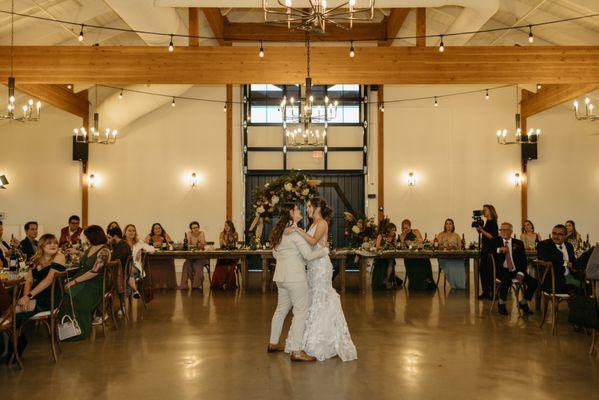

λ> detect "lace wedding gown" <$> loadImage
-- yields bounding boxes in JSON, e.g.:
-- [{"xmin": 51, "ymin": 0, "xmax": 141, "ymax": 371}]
[{"xmin": 302, "ymin": 225, "xmax": 357, "ymax": 362}]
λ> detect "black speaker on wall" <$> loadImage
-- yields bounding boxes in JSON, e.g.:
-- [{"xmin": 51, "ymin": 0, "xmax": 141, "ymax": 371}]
[
  {"xmin": 522, "ymin": 143, "xmax": 537, "ymax": 161},
  {"xmin": 72, "ymin": 137, "xmax": 89, "ymax": 161}
]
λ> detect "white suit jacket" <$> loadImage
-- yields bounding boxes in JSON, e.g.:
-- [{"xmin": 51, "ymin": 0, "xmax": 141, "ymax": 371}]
[{"xmin": 272, "ymin": 232, "xmax": 328, "ymax": 283}]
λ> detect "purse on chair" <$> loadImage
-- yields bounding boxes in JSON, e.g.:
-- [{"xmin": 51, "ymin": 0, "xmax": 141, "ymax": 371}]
[{"xmin": 58, "ymin": 280, "xmax": 82, "ymax": 341}]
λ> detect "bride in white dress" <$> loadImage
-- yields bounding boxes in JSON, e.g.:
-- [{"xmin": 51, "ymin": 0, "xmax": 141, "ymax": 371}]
[{"xmin": 288, "ymin": 197, "xmax": 357, "ymax": 362}]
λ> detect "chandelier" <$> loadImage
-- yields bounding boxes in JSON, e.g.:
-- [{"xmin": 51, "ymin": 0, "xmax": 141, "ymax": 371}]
[
  {"xmin": 496, "ymin": 86, "xmax": 541, "ymax": 145},
  {"xmin": 1, "ymin": 1, "xmax": 41, "ymax": 123},
  {"xmin": 573, "ymin": 97, "xmax": 598, "ymax": 121},
  {"xmin": 281, "ymin": 37, "xmax": 338, "ymax": 147},
  {"xmin": 263, "ymin": 0, "xmax": 375, "ymax": 32},
  {"xmin": 73, "ymin": 86, "xmax": 117, "ymax": 145}
]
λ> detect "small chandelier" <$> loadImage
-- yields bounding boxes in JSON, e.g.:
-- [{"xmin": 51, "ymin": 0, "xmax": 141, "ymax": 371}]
[
  {"xmin": 263, "ymin": 0, "xmax": 375, "ymax": 32},
  {"xmin": 73, "ymin": 86, "xmax": 117, "ymax": 145},
  {"xmin": 282, "ymin": 36, "xmax": 337, "ymax": 148},
  {"xmin": 1, "ymin": 1, "xmax": 41, "ymax": 123},
  {"xmin": 573, "ymin": 97, "xmax": 598, "ymax": 121},
  {"xmin": 496, "ymin": 86, "xmax": 541, "ymax": 145}
]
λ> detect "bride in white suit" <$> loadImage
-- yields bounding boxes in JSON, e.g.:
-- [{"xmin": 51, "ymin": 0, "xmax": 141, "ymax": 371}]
[
  {"xmin": 267, "ymin": 202, "xmax": 329, "ymax": 362},
  {"xmin": 288, "ymin": 197, "xmax": 357, "ymax": 362}
]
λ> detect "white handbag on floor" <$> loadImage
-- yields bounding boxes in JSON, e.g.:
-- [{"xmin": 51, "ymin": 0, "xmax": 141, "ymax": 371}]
[{"xmin": 58, "ymin": 279, "xmax": 82, "ymax": 341}]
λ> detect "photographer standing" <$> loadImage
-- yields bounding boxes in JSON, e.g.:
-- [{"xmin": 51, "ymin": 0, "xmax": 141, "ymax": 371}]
[{"xmin": 475, "ymin": 204, "xmax": 499, "ymax": 300}]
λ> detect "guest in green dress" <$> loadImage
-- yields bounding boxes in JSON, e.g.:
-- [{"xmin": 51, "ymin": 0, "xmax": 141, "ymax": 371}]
[
  {"xmin": 437, "ymin": 219, "xmax": 467, "ymax": 290},
  {"xmin": 372, "ymin": 221, "xmax": 399, "ymax": 290},
  {"xmin": 60, "ymin": 225, "xmax": 111, "ymax": 341},
  {"xmin": 400, "ymin": 219, "xmax": 436, "ymax": 291}
]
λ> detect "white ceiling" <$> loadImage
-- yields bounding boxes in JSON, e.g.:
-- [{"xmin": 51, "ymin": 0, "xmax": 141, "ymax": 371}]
[{"xmin": 0, "ymin": 0, "xmax": 598, "ymax": 46}]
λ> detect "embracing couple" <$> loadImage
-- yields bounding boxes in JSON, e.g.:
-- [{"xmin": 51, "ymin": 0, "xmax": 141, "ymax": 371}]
[{"xmin": 267, "ymin": 197, "xmax": 357, "ymax": 362}]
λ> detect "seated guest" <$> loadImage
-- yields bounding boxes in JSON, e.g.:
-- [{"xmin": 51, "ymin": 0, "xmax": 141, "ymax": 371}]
[
  {"xmin": 107, "ymin": 227, "xmax": 132, "ymax": 298},
  {"xmin": 0, "ymin": 220, "xmax": 11, "ymax": 257},
  {"xmin": 19, "ymin": 221, "xmax": 39, "ymax": 261},
  {"xmin": 60, "ymin": 225, "xmax": 111, "ymax": 341},
  {"xmin": 493, "ymin": 222, "xmax": 537, "ymax": 315},
  {"xmin": 211, "ymin": 221, "xmax": 239, "ymax": 290},
  {"xmin": 16, "ymin": 234, "xmax": 66, "ymax": 322},
  {"xmin": 520, "ymin": 219, "xmax": 541, "ymax": 250},
  {"xmin": 372, "ymin": 220, "xmax": 399, "ymax": 290},
  {"xmin": 537, "ymin": 224, "xmax": 583, "ymax": 294},
  {"xmin": 59, "ymin": 215, "xmax": 83, "ymax": 247},
  {"xmin": 565, "ymin": 220, "xmax": 582, "ymax": 248},
  {"xmin": 400, "ymin": 219, "xmax": 436, "ymax": 291},
  {"xmin": 178, "ymin": 221, "xmax": 208, "ymax": 291},
  {"xmin": 437, "ymin": 218, "xmax": 467, "ymax": 290},
  {"xmin": 144, "ymin": 223, "xmax": 175, "ymax": 288},
  {"xmin": 106, "ymin": 221, "xmax": 120, "ymax": 233},
  {"xmin": 145, "ymin": 223, "xmax": 173, "ymax": 248},
  {"xmin": 124, "ymin": 224, "xmax": 154, "ymax": 298}
]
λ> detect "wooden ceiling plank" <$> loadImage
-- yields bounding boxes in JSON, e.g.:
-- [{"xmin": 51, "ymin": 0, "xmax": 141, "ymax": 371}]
[
  {"xmin": 381, "ymin": 8, "xmax": 411, "ymax": 46},
  {"xmin": 521, "ymin": 83, "xmax": 599, "ymax": 117},
  {"xmin": 14, "ymin": 83, "xmax": 89, "ymax": 118},
  {"xmin": 202, "ymin": 8, "xmax": 228, "ymax": 46}
]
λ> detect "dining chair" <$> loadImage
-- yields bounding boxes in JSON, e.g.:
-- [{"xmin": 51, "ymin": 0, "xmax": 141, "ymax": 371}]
[
  {"xmin": 1, "ymin": 277, "xmax": 24, "ymax": 369},
  {"xmin": 537, "ymin": 260, "xmax": 571, "ymax": 335},
  {"xmin": 489, "ymin": 254, "xmax": 523, "ymax": 316},
  {"xmin": 94, "ymin": 260, "xmax": 120, "ymax": 336}
]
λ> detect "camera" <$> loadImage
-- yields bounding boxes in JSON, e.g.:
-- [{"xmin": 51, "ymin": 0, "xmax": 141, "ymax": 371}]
[{"xmin": 471, "ymin": 209, "xmax": 484, "ymax": 228}]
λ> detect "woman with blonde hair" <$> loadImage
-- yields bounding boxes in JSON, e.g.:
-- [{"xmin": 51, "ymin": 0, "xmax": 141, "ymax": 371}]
[{"xmin": 124, "ymin": 224, "xmax": 155, "ymax": 298}]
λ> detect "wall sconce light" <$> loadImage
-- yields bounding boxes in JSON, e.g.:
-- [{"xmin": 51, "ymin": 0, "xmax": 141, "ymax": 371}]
[
  {"xmin": 407, "ymin": 171, "xmax": 417, "ymax": 187},
  {"xmin": 189, "ymin": 172, "xmax": 199, "ymax": 187},
  {"xmin": 512, "ymin": 172, "xmax": 523, "ymax": 187},
  {"xmin": 0, "ymin": 174, "xmax": 8, "ymax": 189},
  {"xmin": 88, "ymin": 174, "xmax": 96, "ymax": 189}
]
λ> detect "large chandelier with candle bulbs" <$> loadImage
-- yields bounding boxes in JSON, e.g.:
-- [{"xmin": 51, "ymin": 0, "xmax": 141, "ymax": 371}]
[
  {"xmin": 496, "ymin": 86, "xmax": 541, "ymax": 145},
  {"xmin": 263, "ymin": 0, "xmax": 375, "ymax": 33},
  {"xmin": 281, "ymin": 37, "xmax": 338, "ymax": 147},
  {"xmin": 573, "ymin": 97, "xmax": 598, "ymax": 121},
  {"xmin": 73, "ymin": 86, "xmax": 117, "ymax": 145}
]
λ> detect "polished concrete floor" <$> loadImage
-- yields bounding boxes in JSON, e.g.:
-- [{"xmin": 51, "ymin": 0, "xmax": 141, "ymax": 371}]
[{"xmin": 2, "ymin": 282, "xmax": 598, "ymax": 400}]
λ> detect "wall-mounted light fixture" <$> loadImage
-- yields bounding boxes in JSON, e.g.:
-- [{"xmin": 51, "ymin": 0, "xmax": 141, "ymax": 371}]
[
  {"xmin": 0, "ymin": 174, "xmax": 8, "ymax": 189},
  {"xmin": 88, "ymin": 174, "xmax": 96, "ymax": 189},
  {"xmin": 407, "ymin": 171, "xmax": 417, "ymax": 187},
  {"xmin": 189, "ymin": 172, "xmax": 199, "ymax": 187},
  {"xmin": 512, "ymin": 172, "xmax": 523, "ymax": 187}
]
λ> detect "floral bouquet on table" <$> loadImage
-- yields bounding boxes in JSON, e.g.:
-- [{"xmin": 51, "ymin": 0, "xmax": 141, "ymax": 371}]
[{"xmin": 344, "ymin": 212, "xmax": 378, "ymax": 249}]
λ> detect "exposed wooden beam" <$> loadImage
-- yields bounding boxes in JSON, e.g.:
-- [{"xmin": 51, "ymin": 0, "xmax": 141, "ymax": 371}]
[
  {"xmin": 227, "ymin": 22, "xmax": 386, "ymax": 42},
  {"xmin": 226, "ymin": 84, "xmax": 232, "ymax": 221},
  {"xmin": 381, "ymin": 8, "xmax": 410, "ymax": 46},
  {"xmin": 416, "ymin": 8, "xmax": 426, "ymax": 47},
  {"xmin": 14, "ymin": 83, "xmax": 89, "ymax": 118},
  {"xmin": 3, "ymin": 46, "xmax": 599, "ymax": 85},
  {"xmin": 520, "ymin": 117, "xmax": 528, "ymax": 224},
  {"xmin": 189, "ymin": 8, "xmax": 200, "ymax": 47},
  {"xmin": 377, "ymin": 85, "xmax": 385, "ymax": 222},
  {"xmin": 521, "ymin": 83, "xmax": 599, "ymax": 117},
  {"xmin": 202, "ymin": 8, "xmax": 228, "ymax": 46}
]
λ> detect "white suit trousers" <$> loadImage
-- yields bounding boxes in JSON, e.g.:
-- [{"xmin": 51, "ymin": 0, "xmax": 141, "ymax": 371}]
[{"xmin": 269, "ymin": 280, "xmax": 310, "ymax": 352}]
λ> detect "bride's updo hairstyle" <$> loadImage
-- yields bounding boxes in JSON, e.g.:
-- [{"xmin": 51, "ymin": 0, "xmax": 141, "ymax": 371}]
[
  {"xmin": 270, "ymin": 202, "xmax": 297, "ymax": 249},
  {"xmin": 308, "ymin": 197, "xmax": 333, "ymax": 223}
]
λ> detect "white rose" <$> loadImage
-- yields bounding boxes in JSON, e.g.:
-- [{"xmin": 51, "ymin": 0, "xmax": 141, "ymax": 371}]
[
  {"xmin": 271, "ymin": 195, "xmax": 279, "ymax": 205},
  {"xmin": 257, "ymin": 206, "xmax": 265, "ymax": 214},
  {"xmin": 351, "ymin": 225, "xmax": 360, "ymax": 234},
  {"xmin": 298, "ymin": 181, "xmax": 303, "ymax": 187},
  {"xmin": 301, "ymin": 188, "xmax": 309, "ymax": 196},
  {"xmin": 284, "ymin": 182, "xmax": 293, "ymax": 191},
  {"xmin": 264, "ymin": 183, "xmax": 270, "ymax": 188}
]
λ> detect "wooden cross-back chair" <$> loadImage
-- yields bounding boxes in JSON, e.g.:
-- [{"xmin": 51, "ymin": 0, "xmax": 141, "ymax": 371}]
[
  {"xmin": 1, "ymin": 277, "xmax": 24, "ymax": 369},
  {"xmin": 536, "ymin": 260, "xmax": 571, "ymax": 335},
  {"xmin": 489, "ymin": 254, "xmax": 524, "ymax": 316},
  {"xmin": 94, "ymin": 260, "xmax": 120, "ymax": 337}
]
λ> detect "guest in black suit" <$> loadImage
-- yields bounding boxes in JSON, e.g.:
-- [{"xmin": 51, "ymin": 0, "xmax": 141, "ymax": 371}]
[
  {"xmin": 537, "ymin": 224, "xmax": 582, "ymax": 294},
  {"xmin": 476, "ymin": 204, "xmax": 499, "ymax": 299},
  {"xmin": 19, "ymin": 221, "xmax": 39, "ymax": 261},
  {"xmin": 493, "ymin": 222, "xmax": 537, "ymax": 315}
]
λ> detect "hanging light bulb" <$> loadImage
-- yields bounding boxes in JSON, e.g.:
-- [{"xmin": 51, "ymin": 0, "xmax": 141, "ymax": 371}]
[
  {"xmin": 536, "ymin": 83, "xmax": 542, "ymax": 90},
  {"xmin": 439, "ymin": 35, "xmax": 445, "ymax": 52},
  {"xmin": 168, "ymin": 34, "xmax": 174, "ymax": 52},
  {"xmin": 349, "ymin": 41, "xmax": 355, "ymax": 58},
  {"xmin": 379, "ymin": 103, "xmax": 384, "ymax": 112},
  {"xmin": 485, "ymin": 89, "xmax": 490, "ymax": 100},
  {"xmin": 171, "ymin": 97, "xmax": 176, "ymax": 107},
  {"xmin": 223, "ymin": 103, "xmax": 227, "ymax": 112},
  {"xmin": 118, "ymin": 89, "xmax": 123, "ymax": 100},
  {"xmin": 259, "ymin": 41, "xmax": 265, "ymax": 58},
  {"xmin": 528, "ymin": 25, "xmax": 534, "ymax": 43},
  {"xmin": 78, "ymin": 24, "xmax": 84, "ymax": 42},
  {"xmin": 434, "ymin": 97, "xmax": 439, "ymax": 107}
]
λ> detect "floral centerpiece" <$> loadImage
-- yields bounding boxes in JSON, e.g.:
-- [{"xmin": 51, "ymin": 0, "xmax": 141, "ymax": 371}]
[{"xmin": 343, "ymin": 212, "xmax": 378, "ymax": 249}]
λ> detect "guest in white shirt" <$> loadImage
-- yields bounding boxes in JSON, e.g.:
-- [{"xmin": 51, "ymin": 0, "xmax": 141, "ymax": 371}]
[
  {"xmin": 537, "ymin": 224, "xmax": 582, "ymax": 294},
  {"xmin": 124, "ymin": 224, "xmax": 155, "ymax": 299}
]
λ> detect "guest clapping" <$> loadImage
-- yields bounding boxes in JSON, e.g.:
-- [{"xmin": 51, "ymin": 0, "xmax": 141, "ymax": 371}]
[
  {"xmin": 493, "ymin": 223, "xmax": 537, "ymax": 315},
  {"xmin": 520, "ymin": 220, "xmax": 541, "ymax": 250}
]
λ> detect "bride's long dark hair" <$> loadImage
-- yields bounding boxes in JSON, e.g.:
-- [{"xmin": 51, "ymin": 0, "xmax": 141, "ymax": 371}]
[
  {"xmin": 269, "ymin": 202, "xmax": 296, "ymax": 249},
  {"xmin": 309, "ymin": 197, "xmax": 333, "ymax": 225}
]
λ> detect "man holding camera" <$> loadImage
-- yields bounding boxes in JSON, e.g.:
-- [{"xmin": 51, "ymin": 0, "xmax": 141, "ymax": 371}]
[{"xmin": 494, "ymin": 222, "xmax": 537, "ymax": 315}]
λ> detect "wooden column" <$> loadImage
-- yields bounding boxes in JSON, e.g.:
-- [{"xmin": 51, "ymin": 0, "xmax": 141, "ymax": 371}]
[
  {"xmin": 520, "ymin": 116, "xmax": 528, "ymax": 224},
  {"xmin": 377, "ymin": 85, "xmax": 385, "ymax": 221},
  {"xmin": 81, "ymin": 111, "xmax": 89, "ymax": 228},
  {"xmin": 416, "ymin": 8, "xmax": 426, "ymax": 47},
  {"xmin": 226, "ymin": 84, "xmax": 233, "ymax": 221},
  {"xmin": 189, "ymin": 8, "xmax": 200, "ymax": 47}
]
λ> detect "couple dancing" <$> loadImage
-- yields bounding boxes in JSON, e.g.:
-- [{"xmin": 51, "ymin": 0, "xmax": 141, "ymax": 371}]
[{"xmin": 267, "ymin": 198, "xmax": 357, "ymax": 362}]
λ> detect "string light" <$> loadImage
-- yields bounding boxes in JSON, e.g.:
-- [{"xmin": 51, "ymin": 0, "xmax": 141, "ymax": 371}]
[
  {"xmin": 536, "ymin": 83, "xmax": 542, "ymax": 90},
  {"xmin": 78, "ymin": 24, "xmax": 84, "ymax": 42},
  {"xmin": 118, "ymin": 89, "xmax": 123, "ymax": 100},
  {"xmin": 485, "ymin": 89, "xmax": 490, "ymax": 100},
  {"xmin": 379, "ymin": 103, "xmax": 384, "ymax": 112},
  {"xmin": 171, "ymin": 97, "xmax": 176, "ymax": 107},
  {"xmin": 223, "ymin": 103, "xmax": 227, "ymax": 112},
  {"xmin": 439, "ymin": 35, "xmax": 445, "ymax": 52},
  {"xmin": 168, "ymin": 34, "xmax": 174, "ymax": 52},
  {"xmin": 67, "ymin": 84, "xmax": 72, "ymax": 90},
  {"xmin": 528, "ymin": 25, "xmax": 534, "ymax": 43},
  {"xmin": 259, "ymin": 41, "xmax": 265, "ymax": 58},
  {"xmin": 434, "ymin": 97, "xmax": 439, "ymax": 107},
  {"xmin": 349, "ymin": 41, "xmax": 355, "ymax": 58}
]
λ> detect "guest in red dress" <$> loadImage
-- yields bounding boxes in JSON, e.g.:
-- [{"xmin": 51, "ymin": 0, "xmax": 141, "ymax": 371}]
[
  {"xmin": 211, "ymin": 221, "xmax": 239, "ymax": 291},
  {"xmin": 58, "ymin": 215, "xmax": 83, "ymax": 247}
]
